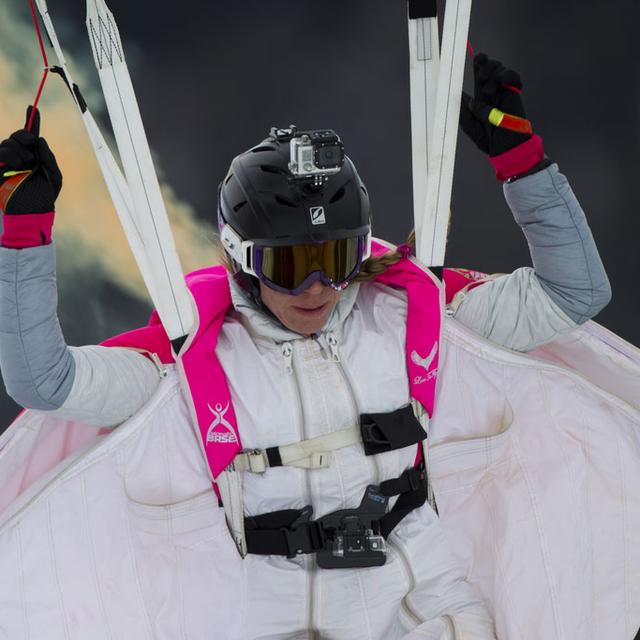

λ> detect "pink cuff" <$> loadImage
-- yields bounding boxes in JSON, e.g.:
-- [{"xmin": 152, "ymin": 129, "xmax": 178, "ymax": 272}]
[
  {"xmin": 489, "ymin": 134, "xmax": 545, "ymax": 181},
  {"xmin": 1, "ymin": 212, "xmax": 55, "ymax": 249}
]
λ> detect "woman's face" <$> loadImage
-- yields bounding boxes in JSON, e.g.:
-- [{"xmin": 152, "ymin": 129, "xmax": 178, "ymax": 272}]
[{"xmin": 259, "ymin": 280, "xmax": 341, "ymax": 335}]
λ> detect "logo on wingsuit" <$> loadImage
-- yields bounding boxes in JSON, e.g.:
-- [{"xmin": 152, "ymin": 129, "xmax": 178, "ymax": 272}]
[
  {"xmin": 410, "ymin": 341, "xmax": 438, "ymax": 385},
  {"xmin": 206, "ymin": 402, "xmax": 238, "ymax": 444}
]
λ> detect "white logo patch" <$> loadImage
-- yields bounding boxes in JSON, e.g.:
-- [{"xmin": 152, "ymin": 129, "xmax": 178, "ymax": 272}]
[
  {"xmin": 310, "ymin": 206, "xmax": 326, "ymax": 225},
  {"xmin": 411, "ymin": 342, "xmax": 438, "ymax": 371},
  {"xmin": 206, "ymin": 402, "xmax": 238, "ymax": 445},
  {"xmin": 411, "ymin": 342, "xmax": 439, "ymax": 385}
]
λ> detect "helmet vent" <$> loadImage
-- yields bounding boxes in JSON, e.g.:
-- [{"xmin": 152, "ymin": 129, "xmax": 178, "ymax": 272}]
[
  {"xmin": 233, "ymin": 200, "xmax": 248, "ymax": 213},
  {"xmin": 260, "ymin": 165, "xmax": 289, "ymax": 176},
  {"xmin": 329, "ymin": 186, "xmax": 346, "ymax": 203},
  {"xmin": 274, "ymin": 195, "xmax": 297, "ymax": 208},
  {"xmin": 224, "ymin": 173, "xmax": 234, "ymax": 185},
  {"xmin": 360, "ymin": 186, "xmax": 368, "ymax": 196},
  {"xmin": 251, "ymin": 145, "xmax": 276, "ymax": 153}
]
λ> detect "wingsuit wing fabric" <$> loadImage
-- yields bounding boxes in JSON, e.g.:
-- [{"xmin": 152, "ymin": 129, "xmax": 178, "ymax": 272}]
[
  {"xmin": 0, "ymin": 318, "xmax": 638, "ymax": 639},
  {"xmin": 429, "ymin": 320, "xmax": 640, "ymax": 639}
]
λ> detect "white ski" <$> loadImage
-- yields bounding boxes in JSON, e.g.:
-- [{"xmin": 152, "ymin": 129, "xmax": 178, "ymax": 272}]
[{"xmin": 86, "ymin": 0, "xmax": 194, "ymax": 343}]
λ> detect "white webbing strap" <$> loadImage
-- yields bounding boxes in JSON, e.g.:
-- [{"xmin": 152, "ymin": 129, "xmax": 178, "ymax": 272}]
[
  {"xmin": 408, "ymin": 4, "xmax": 441, "ymax": 264},
  {"xmin": 411, "ymin": 399, "xmax": 436, "ymax": 510},
  {"xmin": 232, "ymin": 426, "xmax": 363, "ymax": 473},
  {"xmin": 233, "ymin": 401, "xmax": 433, "ymax": 475},
  {"xmin": 35, "ymin": 0, "xmax": 195, "ymax": 343},
  {"xmin": 410, "ymin": 0, "xmax": 473, "ymax": 267},
  {"xmin": 217, "ymin": 466, "xmax": 248, "ymax": 557},
  {"xmin": 86, "ymin": 0, "xmax": 194, "ymax": 342}
]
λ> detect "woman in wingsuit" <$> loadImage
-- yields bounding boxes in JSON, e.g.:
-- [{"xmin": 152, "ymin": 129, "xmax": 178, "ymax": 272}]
[{"xmin": 0, "ymin": 55, "xmax": 613, "ymax": 640}]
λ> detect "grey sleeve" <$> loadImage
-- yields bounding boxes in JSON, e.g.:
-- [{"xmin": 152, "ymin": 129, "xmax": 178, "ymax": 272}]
[
  {"xmin": 503, "ymin": 163, "xmax": 611, "ymax": 324},
  {"xmin": 452, "ymin": 267, "xmax": 578, "ymax": 352},
  {"xmin": 0, "ymin": 244, "xmax": 75, "ymax": 409},
  {"xmin": 452, "ymin": 163, "xmax": 611, "ymax": 352},
  {"xmin": 51, "ymin": 345, "xmax": 164, "ymax": 427},
  {"xmin": 0, "ymin": 243, "xmax": 162, "ymax": 426}
]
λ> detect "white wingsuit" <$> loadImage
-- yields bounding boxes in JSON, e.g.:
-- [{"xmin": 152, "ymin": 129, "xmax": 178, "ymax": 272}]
[
  {"xmin": 0, "ymin": 167, "xmax": 639, "ymax": 639},
  {"xmin": 1, "ymin": 275, "xmax": 640, "ymax": 640}
]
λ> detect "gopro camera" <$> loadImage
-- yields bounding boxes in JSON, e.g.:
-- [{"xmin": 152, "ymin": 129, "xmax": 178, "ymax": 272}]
[{"xmin": 270, "ymin": 126, "xmax": 345, "ymax": 183}]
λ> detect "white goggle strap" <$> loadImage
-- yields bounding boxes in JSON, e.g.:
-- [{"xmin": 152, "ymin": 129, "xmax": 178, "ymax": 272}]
[
  {"xmin": 362, "ymin": 231, "xmax": 372, "ymax": 261},
  {"xmin": 220, "ymin": 224, "xmax": 257, "ymax": 277}
]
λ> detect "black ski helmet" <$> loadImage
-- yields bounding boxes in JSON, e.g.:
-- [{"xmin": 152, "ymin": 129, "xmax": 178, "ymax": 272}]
[
  {"xmin": 219, "ymin": 127, "xmax": 369, "ymax": 244},
  {"xmin": 218, "ymin": 126, "xmax": 371, "ymax": 300}
]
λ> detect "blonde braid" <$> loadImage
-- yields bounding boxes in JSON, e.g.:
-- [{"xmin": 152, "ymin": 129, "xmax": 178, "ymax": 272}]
[{"xmin": 354, "ymin": 229, "xmax": 416, "ymax": 282}]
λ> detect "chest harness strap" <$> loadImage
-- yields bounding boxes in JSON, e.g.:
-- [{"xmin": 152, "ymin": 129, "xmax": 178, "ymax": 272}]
[
  {"xmin": 230, "ymin": 404, "xmax": 429, "ymax": 569},
  {"xmin": 232, "ymin": 427, "xmax": 360, "ymax": 472},
  {"xmin": 244, "ymin": 461, "xmax": 427, "ymax": 569},
  {"xmin": 232, "ymin": 404, "xmax": 427, "ymax": 473}
]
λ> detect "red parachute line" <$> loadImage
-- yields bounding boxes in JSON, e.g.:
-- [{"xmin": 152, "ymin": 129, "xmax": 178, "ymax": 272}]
[{"xmin": 26, "ymin": 0, "xmax": 50, "ymax": 132}]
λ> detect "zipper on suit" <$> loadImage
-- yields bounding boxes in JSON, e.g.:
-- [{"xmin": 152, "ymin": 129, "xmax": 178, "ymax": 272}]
[
  {"xmin": 322, "ymin": 332, "xmax": 387, "ymax": 636},
  {"xmin": 281, "ymin": 341, "xmax": 317, "ymax": 636},
  {"xmin": 324, "ymin": 333, "xmax": 379, "ymax": 485},
  {"xmin": 325, "ymin": 333, "xmax": 340, "ymax": 362},
  {"xmin": 324, "ymin": 334, "xmax": 425, "ymax": 628},
  {"xmin": 282, "ymin": 342, "xmax": 294, "ymax": 374}
]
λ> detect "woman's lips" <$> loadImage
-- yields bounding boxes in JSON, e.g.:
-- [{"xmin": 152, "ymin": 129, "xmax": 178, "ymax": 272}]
[{"xmin": 292, "ymin": 302, "xmax": 328, "ymax": 317}]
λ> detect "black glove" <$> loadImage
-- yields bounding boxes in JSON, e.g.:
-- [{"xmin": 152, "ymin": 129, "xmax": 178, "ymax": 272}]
[
  {"xmin": 459, "ymin": 53, "xmax": 532, "ymax": 157},
  {"xmin": 0, "ymin": 106, "xmax": 62, "ymax": 215}
]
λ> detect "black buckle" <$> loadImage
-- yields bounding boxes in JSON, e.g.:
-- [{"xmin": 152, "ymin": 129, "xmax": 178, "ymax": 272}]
[
  {"xmin": 316, "ymin": 486, "xmax": 389, "ymax": 569},
  {"xmin": 407, "ymin": 468, "xmax": 420, "ymax": 492},
  {"xmin": 361, "ymin": 423, "xmax": 391, "ymax": 448},
  {"xmin": 244, "ymin": 468, "xmax": 427, "ymax": 564},
  {"xmin": 283, "ymin": 505, "xmax": 314, "ymax": 558},
  {"xmin": 360, "ymin": 405, "xmax": 427, "ymax": 456}
]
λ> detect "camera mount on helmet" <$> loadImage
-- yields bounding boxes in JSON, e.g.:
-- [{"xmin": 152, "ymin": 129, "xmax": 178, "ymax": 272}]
[{"xmin": 271, "ymin": 125, "xmax": 346, "ymax": 187}]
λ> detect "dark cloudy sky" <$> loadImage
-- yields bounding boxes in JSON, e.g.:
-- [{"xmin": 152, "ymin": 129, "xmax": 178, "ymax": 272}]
[{"xmin": 0, "ymin": 0, "xmax": 638, "ymax": 428}]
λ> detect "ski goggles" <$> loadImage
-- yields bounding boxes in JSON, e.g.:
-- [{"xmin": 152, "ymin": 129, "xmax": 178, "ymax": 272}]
[{"xmin": 221, "ymin": 224, "xmax": 371, "ymax": 295}]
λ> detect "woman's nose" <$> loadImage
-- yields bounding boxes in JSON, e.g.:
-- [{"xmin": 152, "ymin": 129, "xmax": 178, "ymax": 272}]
[{"xmin": 305, "ymin": 280, "xmax": 325, "ymax": 295}]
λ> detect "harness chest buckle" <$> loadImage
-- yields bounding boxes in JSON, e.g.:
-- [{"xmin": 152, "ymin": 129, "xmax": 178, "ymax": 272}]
[{"xmin": 283, "ymin": 505, "xmax": 317, "ymax": 558}]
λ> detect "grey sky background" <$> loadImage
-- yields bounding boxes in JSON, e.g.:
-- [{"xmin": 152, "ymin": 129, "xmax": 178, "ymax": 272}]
[{"xmin": 0, "ymin": 0, "xmax": 638, "ymax": 427}]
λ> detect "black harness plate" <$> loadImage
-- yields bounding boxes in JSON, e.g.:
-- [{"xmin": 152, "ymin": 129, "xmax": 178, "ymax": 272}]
[{"xmin": 316, "ymin": 486, "xmax": 389, "ymax": 569}]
